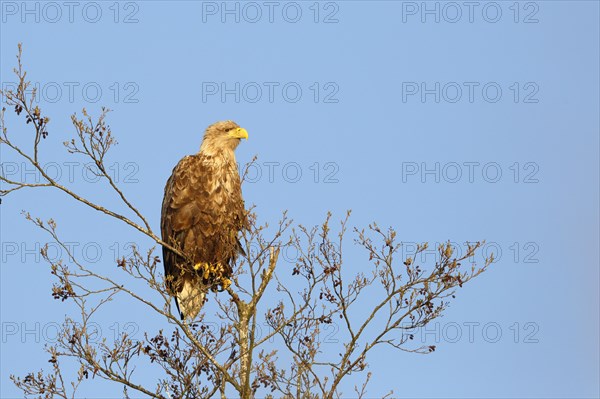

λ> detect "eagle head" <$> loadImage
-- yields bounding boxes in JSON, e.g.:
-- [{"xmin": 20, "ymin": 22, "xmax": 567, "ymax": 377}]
[{"xmin": 200, "ymin": 120, "xmax": 248, "ymax": 154}]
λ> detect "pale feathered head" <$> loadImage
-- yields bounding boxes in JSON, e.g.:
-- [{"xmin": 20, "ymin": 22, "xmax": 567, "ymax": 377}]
[{"xmin": 200, "ymin": 120, "xmax": 248, "ymax": 154}]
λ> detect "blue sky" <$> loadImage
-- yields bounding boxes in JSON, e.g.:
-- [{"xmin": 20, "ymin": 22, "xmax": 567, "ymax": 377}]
[{"xmin": 1, "ymin": 1, "xmax": 599, "ymax": 397}]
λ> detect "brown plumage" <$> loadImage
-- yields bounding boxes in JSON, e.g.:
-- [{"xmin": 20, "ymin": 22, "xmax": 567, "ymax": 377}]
[{"xmin": 161, "ymin": 120, "xmax": 248, "ymax": 320}]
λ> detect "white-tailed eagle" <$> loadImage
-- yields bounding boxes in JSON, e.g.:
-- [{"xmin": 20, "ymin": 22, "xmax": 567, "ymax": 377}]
[{"xmin": 161, "ymin": 120, "xmax": 248, "ymax": 320}]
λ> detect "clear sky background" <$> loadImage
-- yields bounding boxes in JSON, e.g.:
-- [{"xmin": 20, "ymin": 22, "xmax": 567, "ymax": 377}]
[{"xmin": 1, "ymin": 1, "xmax": 599, "ymax": 398}]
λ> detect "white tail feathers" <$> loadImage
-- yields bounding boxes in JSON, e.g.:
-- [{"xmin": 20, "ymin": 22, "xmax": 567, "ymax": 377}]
[{"xmin": 176, "ymin": 279, "xmax": 206, "ymax": 320}]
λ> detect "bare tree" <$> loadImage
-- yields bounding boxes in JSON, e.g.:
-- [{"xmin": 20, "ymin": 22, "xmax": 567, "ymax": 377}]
[{"xmin": 1, "ymin": 45, "xmax": 493, "ymax": 399}]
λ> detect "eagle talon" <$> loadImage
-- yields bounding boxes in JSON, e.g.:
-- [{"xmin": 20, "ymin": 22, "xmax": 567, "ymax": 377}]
[
  {"xmin": 221, "ymin": 278, "xmax": 232, "ymax": 290},
  {"xmin": 193, "ymin": 262, "xmax": 207, "ymax": 271}
]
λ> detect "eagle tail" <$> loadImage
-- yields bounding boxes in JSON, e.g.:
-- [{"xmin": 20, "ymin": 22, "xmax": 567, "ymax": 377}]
[{"xmin": 176, "ymin": 279, "xmax": 206, "ymax": 321}]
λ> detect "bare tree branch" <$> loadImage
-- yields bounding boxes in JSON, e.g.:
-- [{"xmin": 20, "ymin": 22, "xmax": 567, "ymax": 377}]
[{"xmin": 2, "ymin": 45, "xmax": 493, "ymax": 399}]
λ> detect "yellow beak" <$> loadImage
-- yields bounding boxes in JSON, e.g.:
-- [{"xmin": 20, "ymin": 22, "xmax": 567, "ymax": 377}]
[{"xmin": 229, "ymin": 127, "xmax": 248, "ymax": 140}]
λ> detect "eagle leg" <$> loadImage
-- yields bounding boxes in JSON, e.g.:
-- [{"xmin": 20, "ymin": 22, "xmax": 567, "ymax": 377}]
[
  {"xmin": 193, "ymin": 262, "xmax": 232, "ymax": 291},
  {"xmin": 193, "ymin": 262, "xmax": 211, "ymax": 279}
]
